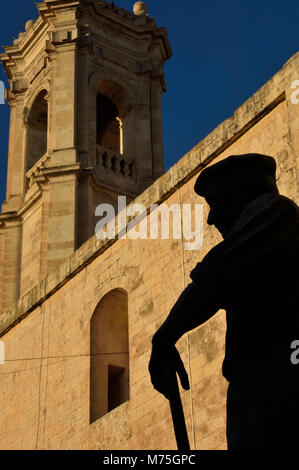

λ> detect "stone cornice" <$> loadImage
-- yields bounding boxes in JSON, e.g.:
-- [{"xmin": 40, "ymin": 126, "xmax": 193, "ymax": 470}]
[
  {"xmin": 0, "ymin": 50, "xmax": 298, "ymax": 338},
  {"xmin": 0, "ymin": 18, "xmax": 48, "ymax": 77},
  {"xmin": 41, "ymin": 163, "xmax": 82, "ymax": 178},
  {"xmin": 0, "ymin": 211, "xmax": 20, "ymax": 224},
  {"xmin": 84, "ymin": 166, "xmax": 139, "ymax": 199},
  {"xmin": 79, "ymin": 2, "xmax": 172, "ymax": 61},
  {"xmin": 0, "ymin": 1, "xmax": 172, "ymax": 81},
  {"xmin": 1, "ymin": 163, "xmax": 82, "ymax": 223}
]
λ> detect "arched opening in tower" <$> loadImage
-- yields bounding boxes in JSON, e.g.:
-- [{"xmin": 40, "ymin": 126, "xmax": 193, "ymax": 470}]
[
  {"xmin": 97, "ymin": 93, "xmax": 121, "ymax": 153},
  {"xmin": 90, "ymin": 289, "xmax": 129, "ymax": 423},
  {"xmin": 26, "ymin": 90, "xmax": 48, "ymax": 172}
]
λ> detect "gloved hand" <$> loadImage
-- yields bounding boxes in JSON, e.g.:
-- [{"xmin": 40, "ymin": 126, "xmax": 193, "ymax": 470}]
[{"xmin": 148, "ymin": 339, "xmax": 190, "ymax": 400}]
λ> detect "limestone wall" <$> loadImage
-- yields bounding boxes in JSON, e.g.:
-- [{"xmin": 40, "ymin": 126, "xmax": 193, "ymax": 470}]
[{"xmin": 0, "ymin": 51, "xmax": 298, "ymax": 450}]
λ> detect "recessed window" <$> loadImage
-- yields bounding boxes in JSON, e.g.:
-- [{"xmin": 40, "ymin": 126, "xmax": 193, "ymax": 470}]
[
  {"xmin": 108, "ymin": 364, "xmax": 127, "ymax": 412},
  {"xmin": 90, "ymin": 289, "xmax": 129, "ymax": 423}
]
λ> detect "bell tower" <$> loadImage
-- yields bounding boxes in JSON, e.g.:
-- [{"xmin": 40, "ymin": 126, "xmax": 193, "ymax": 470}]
[{"xmin": 0, "ymin": 0, "xmax": 172, "ymax": 311}]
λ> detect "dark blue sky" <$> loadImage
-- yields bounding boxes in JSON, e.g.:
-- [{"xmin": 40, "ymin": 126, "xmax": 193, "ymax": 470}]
[{"xmin": 1, "ymin": 0, "xmax": 299, "ymax": 206}]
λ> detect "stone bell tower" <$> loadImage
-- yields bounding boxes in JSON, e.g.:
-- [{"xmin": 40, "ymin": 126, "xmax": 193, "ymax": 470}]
[{"xmin": 0, "ymin": 0, "xmax": 172, "ymax": 311}]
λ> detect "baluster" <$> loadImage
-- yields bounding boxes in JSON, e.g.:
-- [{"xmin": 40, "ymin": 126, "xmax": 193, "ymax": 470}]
[
  {"xmin": 123, "ymin": 161, "xmax": 130, "ymax": 177},
  {"xmin": 105, "ymin": 153, "xmax": 112, "ymax": 170},
  {"xmin": 114, "ymin": 156, "xmax": 121, "ymax": 174},
  {"xmin": 129, "ymin": 162, "xmax": 135, "ymax": 178},
  {"xmin": 97, "ymin": 147, "xmax": 104, "ymax": 167}
]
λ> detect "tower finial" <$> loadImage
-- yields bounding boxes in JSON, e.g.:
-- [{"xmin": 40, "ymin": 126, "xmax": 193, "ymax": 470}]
[{"xmin": 133, "ymin": 2, "xmax": 148, "ymax": 16}]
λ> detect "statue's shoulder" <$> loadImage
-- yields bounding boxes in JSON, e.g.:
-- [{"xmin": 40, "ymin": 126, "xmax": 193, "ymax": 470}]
[
  {"xmin": 239, "ymin": 193, "xmax": 298, "ymax": 224},
  {"xmin": 268, "ymin": 195, "xmax": 299, "ymax": 224},
  {"xmin": 273, "ymin": 194, "xmax": 299, "ymax": 212}
]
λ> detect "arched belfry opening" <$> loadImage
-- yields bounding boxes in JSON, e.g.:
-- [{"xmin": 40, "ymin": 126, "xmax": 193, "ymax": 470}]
[
  {"xmin": 96, "ymin": 80, "xmax": 130, "ymax": 157},
  {"xmin": 90, "ymin": 289, "xmax": 129, "ymax": 423},
  {"xmin": 97, "ymin": 93, "xmax": 121, "ymax": 153},
  {"xmin": 26, "ymin": 90, "xmax": 48, "ymax": 172}
]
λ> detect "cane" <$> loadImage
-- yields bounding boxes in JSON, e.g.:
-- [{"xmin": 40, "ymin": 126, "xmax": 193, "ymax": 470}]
[{"xmin": 166, "ymin": 365, "xmax": 190, "ymax": 451}]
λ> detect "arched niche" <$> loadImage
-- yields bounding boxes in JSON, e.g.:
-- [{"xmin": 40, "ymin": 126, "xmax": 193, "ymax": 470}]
[
  {"xmin": 90, "ymin": 288, "xmax": 129, "ymax": 423},
  {"xmin": 26, "ymin": 89, "xmax": 48, "ymax": 172}
]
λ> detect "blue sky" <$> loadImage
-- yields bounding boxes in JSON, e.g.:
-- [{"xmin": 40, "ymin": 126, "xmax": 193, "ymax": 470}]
[{"xmin": 0, "ymin": 0, "xmax": 299, "ymax": 206}]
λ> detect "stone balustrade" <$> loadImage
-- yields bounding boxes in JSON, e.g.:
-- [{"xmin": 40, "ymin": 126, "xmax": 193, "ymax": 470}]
[
  {"xmin": 25, "ymin": 153, "xmax": 50, "ymax": 191},
  {"xmin": 96, "ymin": 145, "xmax": 135, "ymax": 179}
]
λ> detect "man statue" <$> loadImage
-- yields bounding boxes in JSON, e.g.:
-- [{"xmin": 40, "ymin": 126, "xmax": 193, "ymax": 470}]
[{"xmin": 149, "ymin": 153, "xmax": 299, "ymax": 450}]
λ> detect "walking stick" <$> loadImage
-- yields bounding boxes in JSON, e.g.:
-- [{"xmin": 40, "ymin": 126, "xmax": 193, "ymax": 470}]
[{"xmin": 166, "ymin": 366, "xmax": 190, "ymax": 451}]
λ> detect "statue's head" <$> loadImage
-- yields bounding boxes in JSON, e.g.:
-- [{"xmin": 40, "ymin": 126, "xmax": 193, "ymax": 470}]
[{"xmin": 194, "ymin": 153, "xmax": 279, "ymax": 238}]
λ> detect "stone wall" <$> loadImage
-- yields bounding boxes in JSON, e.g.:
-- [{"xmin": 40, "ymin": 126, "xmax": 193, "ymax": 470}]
[{"xmin": 0, "ymin": 51, "xmax": 298, "ymax": 450}]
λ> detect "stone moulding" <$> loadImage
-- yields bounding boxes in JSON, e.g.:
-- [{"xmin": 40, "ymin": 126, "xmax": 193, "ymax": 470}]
[{"xmin": 0, "ymin": 51, "xmax": 298, "ymax": 338}]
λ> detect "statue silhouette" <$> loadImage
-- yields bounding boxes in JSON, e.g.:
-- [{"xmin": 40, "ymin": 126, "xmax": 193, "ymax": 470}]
[{"xmin": 149, "ymin": 153, "xmax": 299, "ymax": 450}]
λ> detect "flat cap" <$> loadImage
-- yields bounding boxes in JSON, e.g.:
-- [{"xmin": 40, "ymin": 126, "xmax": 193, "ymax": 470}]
[{"xmin": 194, "ymin": 153, "xmax": 277, "ymax": 197}]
